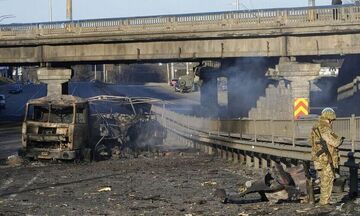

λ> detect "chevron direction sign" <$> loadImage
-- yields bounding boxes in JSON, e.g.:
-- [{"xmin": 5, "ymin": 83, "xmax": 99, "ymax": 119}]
[{"xmin": 294, "ymin": 98, "xmax": 309, "ymax": 119}]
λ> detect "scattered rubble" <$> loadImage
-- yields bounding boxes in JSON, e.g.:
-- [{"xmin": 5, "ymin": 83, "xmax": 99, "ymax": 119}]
[
  {"xmin": 97, "ymin": 187, "xmax": 112, "ymax": 192},
  {"xmin": 6, "ymin": 155, "xmax": 23, "ymax": 167},
  {"xmin": 0, "ymin": 151, "xmax": 353, "ymax": 215}
]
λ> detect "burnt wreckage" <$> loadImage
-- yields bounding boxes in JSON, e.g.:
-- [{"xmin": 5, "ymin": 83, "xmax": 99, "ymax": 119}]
[
  {"xmin": 216, "ymin": 163, "xmax": 347, "ymax": 204},
  {"xmin": 19, "ymin": 95, "xmax": 166, "ymax": 161}
]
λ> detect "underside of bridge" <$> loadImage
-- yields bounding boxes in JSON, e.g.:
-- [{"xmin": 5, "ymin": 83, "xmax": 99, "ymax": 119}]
[
  {"xmin": 191, "ymin": 55, "xmax": 360, "ymax": 119},
  {"xmin": 8, "ymin": 53, "xmax": 359, "ymax": 119}
]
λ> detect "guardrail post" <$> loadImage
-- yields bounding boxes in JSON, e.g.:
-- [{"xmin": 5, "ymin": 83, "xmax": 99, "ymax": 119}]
[
  {"xmin": 239, "ymin": 119, "xmax": 243, "ymax": 140},
  {"xmin": 239, "ymin": 151, "xmax": 245, "ymax": 165},
  {"xmin": 162, "ymin": 103, "xmax": 165, "ymax": 119},
  {"xmin": 217, "ymin": 119, "xmax": 220, "ymax": 136},
  {"xmin": 186, "ymin": 116, "xmax": 190, "ymax": 137},
  {"xmin": 246, "ymin": 152, "xmax": 252, "ymax": 167},
  {"xmin": 350, "ymin": 114, "xmax": 356, "ymax": 152},
  {"xmin": 221, "ymin": 146, "xmax": 225, "ymax": 160},
  {"xmin": 233, "ymin": 149, "xmax": 239, "ymax": 163},
  {"xmin": 270, "ymin": 157, "xmax": 277, "ymax": 168},
  {"xmin": 228, "ymin": 124, "xmax": 231, "ymax": 138},
  {"xmin": 271, "ymin": 118, "xmax": 274, "ymax": 144},
  {"xmin": 254, "ymin": 154, "xmax": 260, "ymax": 169},
  {"xmin": 292, "ymin": 118, "xmax": 295, "ymax": 147},
  {"xmin": 344, "ymin": 152, "xmax": 359, "ymax": 198},
  {"xmin": 254, "ymin": 119, "xmax": 257, "ymax": 144},
  {"xmin": 227, "ymin": 147, "xmax": 232, "ymax": 162},
  {"xmin": 261, "ymin": 155, "xmax": 268, "ymax": 169}
]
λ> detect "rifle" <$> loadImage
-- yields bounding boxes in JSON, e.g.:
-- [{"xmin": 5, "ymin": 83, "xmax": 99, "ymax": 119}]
[{"xmin": 313, "ymin": 128, "xmax": 335, "ymax": 177}]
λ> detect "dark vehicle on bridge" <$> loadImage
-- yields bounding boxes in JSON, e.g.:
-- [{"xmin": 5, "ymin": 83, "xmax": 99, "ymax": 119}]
[
  {"xmin": 19, "ymin": 95, "xmax": 166, "ymax": 161},
  {"xmin": 8, "ymin": 83, "xmax": 23, "ymax": 94}
]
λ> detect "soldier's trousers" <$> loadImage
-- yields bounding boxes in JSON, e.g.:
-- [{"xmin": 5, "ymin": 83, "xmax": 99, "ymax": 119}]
[{"xmin": 319, "ymin": 163, "xmax": 334, "ymax": 205}]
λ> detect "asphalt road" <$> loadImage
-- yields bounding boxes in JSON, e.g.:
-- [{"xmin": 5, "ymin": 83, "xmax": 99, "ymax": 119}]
[{"xmin": 0, "ymin": 82, "xmax": 356, "ymax": 216}]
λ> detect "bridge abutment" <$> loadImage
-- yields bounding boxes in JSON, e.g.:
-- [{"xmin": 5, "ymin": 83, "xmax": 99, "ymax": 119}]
[{"xmin": 250, "ymin": 58, "xmax": 321, "ymax": 119}]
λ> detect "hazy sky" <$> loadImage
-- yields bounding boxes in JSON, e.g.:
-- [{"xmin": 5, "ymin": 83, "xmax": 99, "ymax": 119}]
[{"xmin": 0, "ymin": 0, "xmax": 344, "ymax": 24}]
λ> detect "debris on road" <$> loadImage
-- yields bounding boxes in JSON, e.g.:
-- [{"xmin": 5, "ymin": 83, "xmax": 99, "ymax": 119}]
[
  {"xmin": 6, "ymin": 155, "xmax": 23, "ymax": 166},
  {"xmin": 97, "ymin": 186, "xmax": 112, "ymax": 192}
]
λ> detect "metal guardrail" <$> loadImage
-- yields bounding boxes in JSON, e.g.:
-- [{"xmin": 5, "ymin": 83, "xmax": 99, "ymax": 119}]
[
  {"xmin": 152, "ymin": 105, "xmax": 360, "ymax": 164},
  {"xmin": 1, "ymin": 5, "xmax": 360, "ymax": 38}
]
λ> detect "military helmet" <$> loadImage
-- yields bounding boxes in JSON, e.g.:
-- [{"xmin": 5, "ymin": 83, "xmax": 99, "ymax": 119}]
[{"xmin": 321, "ymin": 107, "xmax": 336, "ymax": 121}]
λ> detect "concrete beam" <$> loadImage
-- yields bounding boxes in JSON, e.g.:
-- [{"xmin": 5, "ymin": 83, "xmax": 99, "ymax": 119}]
[{"xmin": 3, "ymin": 32, "xmax": 360, "ymax": 64}]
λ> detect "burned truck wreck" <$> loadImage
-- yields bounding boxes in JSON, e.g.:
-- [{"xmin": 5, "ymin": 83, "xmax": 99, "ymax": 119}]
[{"xmin": 19, "ymin": 95, "xmax": 166, "ymax": 161}]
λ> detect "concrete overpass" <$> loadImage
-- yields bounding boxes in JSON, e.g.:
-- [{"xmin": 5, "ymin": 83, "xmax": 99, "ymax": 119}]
[
  {"xmin": 1, "ymin": 4, "xmax": 360, "ymax": 119},
  {"xmin": 1, "ymin": 4, "xmax": 360, "ymax": 64}
]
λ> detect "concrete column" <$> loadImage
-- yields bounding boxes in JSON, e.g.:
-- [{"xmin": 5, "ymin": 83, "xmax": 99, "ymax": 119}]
[
  {"xmin": 37, "ymin": 67, "xmax": 72, "ymax": 96},
  {"xmin": 227, "ymin": 72, "xmax": 242, "ymax": 118},
  {"xmin": 200, "ymin": 75, "xmax": 218, "ymax": 117},
  {"xmin": 199, "ymin": 65, "xmax": 220, "ymax": 117}
]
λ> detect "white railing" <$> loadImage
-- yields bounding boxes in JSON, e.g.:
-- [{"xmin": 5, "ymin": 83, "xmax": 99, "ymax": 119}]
[
  {"xmin": 1, "ymin": 5, "xmax": 360, "ymax": 37},
  {"xmin": 152, "ymin": 105, "xmax": 360, "ymax": 152}
]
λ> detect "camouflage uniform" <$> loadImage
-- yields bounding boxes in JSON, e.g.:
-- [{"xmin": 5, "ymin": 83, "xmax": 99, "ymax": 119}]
[{"xmin": 310, "ymin": 109, "xmax": 342, "ymax": 205}]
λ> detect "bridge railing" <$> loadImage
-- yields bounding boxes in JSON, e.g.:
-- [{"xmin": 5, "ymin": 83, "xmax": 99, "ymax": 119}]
[
  {"xmin": 2, "ymin": 5, "xmax": 360, "ymax": 38},
  {"xmin": 152, "ymin": 105, "xmax": 360, "ymax": 151}
]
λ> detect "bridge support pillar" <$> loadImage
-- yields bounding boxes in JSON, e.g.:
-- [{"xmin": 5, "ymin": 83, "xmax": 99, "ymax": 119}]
[
  {"xmin": 37, "ymin": 67, "xmax": 72, "ymax": 96},
  {"xmin": 200, "ymin": 76, "xmax": 218, "ymax": 117},
  {"xmin": 227, "ymin": 72, "xmax": 242, "ymax": 117},
  {"xmin": 199, "ymin": 63, "xmax": 221, "ymax": 117}
]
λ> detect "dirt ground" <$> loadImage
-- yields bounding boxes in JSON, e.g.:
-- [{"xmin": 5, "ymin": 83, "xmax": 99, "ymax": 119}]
[{"xmin": 2, "ymin": 147, "xmax": 357, "ymax": 216}]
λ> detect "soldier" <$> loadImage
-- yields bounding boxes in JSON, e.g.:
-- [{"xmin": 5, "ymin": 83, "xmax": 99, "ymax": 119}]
[{"xmin": 310, "ymin": 108, "xmax": 344, "ymax": 205}]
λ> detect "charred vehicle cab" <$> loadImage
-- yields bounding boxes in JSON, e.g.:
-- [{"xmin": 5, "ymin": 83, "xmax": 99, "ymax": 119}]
[{"xmin": 20, "ymin": 95, "xmax": 89, "ymax": 160}]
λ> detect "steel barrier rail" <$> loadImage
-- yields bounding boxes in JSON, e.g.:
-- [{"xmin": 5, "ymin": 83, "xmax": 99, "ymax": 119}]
[
  {"xmin": 1, "ymin": 5, "xmax": 360, "ymax": 38},
  {"xmin": 152, "ymin": 105, "xmax": 360, "ymax": 165}
]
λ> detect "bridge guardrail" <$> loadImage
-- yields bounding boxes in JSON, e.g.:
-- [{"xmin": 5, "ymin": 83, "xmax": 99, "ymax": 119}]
[
  {"xmin": 2, "ymin": 5, "xmax": 360, "ymax": 38},
  {"xmin": 152, "ymin": 105, "xmax": 360, "ymax": 154}
]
